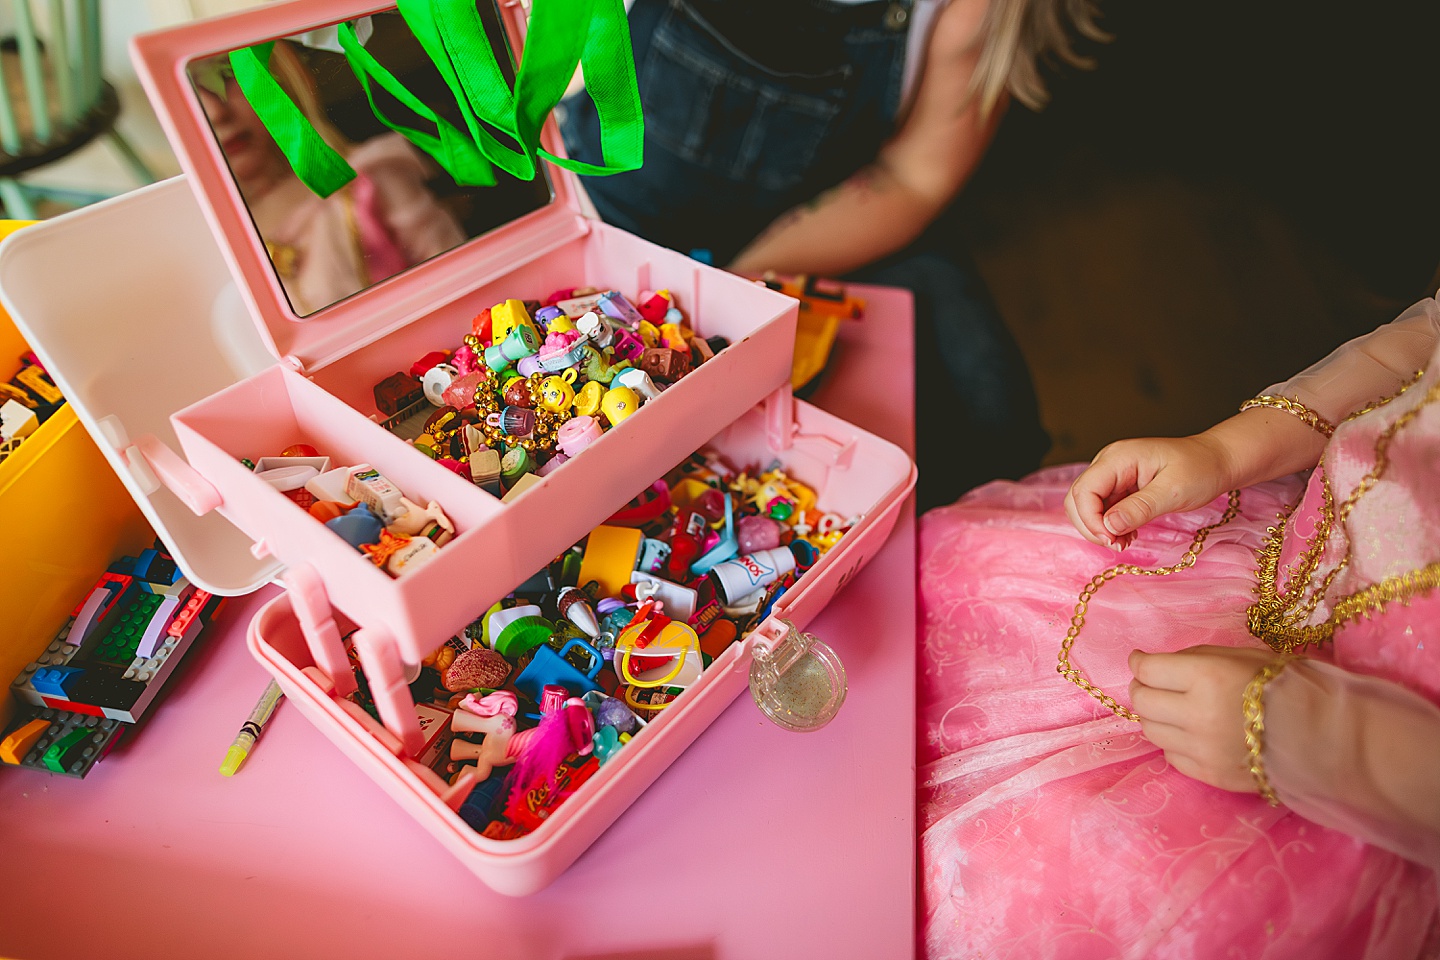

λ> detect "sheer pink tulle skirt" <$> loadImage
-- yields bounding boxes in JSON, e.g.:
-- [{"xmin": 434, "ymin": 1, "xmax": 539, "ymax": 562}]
[{"xmin": 918, "ymin": 466, "xmax": 1438, "ymax": 959}]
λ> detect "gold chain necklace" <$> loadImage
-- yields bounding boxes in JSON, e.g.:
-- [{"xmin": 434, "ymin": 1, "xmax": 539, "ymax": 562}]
[{"xmin": 1057, "ymin": 491, "xmax": 1243, "ymax": 722}]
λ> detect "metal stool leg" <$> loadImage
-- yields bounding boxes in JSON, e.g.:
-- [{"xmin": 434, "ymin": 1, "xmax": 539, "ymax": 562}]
[{"xmin": 0, "ymin": 178, "xmax": 37, "ymax": 219}]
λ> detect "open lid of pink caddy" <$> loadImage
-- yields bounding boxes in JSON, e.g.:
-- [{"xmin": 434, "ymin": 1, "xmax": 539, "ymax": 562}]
[
  {"xmin": 0, "ymin": 0, "xmax": 627, "ymax": 597},
  {"xmin": 131, "ymin": 0, "xmax": 588, "ymax": 375}
]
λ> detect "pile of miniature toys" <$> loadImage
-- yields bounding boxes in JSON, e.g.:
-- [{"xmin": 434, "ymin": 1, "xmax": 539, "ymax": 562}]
[{"xmin": 342, "ymin": 449, "xmax": 856, "ymax": 839}]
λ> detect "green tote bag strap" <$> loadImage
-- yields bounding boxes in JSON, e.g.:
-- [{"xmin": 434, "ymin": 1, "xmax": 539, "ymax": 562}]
[
  {"xmin": 228, "ymin": 42, "xmax": 356, "ymax": 197},
  {"xmin": 521, "ymin": 0, "xmax": 643, "ymax": 177},
  {"xmin": 227, "ymin": 0, "xmax": 643, "ymax": 196},
  {"xmin": 335, "ymin": 19, "xmax": 501, "ymax": 185}
]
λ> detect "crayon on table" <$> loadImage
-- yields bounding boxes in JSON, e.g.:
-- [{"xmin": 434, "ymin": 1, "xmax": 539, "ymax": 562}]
[{"xmin": 219, "ymin": 679, "xmax": 284, "ymax": 777}]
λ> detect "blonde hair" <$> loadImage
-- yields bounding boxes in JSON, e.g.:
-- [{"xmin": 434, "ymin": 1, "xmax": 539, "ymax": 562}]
[
  {"xmin": 264, "ymin": 40, "xmax": 354, "ymax": 157},
  {"xmin": 970, "ymin": 0, "xmax": 1110, "ymax": 115}
]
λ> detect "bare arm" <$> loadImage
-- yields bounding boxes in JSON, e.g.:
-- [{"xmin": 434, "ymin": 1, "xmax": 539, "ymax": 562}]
[
  {"xmin": 1067, "ymin": 301, "xmax": 1440, "ymax": 547},
  {"xmin": 729, "ymin": 0, "xmax": 999, "ymax": 277}
]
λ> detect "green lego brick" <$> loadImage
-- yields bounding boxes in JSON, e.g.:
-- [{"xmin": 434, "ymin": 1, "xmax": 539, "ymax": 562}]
[
  {"xmin": 42, "ymin": 727, "xmax": 91, "ymax": 773},
  {"xmin": 93, "ymin": 594, "xmax": 164, "ymax": 665}
]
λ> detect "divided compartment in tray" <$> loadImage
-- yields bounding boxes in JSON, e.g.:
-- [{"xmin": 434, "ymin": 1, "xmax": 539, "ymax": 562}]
[
  {"xmin": 172, "ymin": 224, "xmax": 798, "ymax": 664},
  {"xmin": 246, "ymin": 395, "xmax": 915, "ymax": 895}
]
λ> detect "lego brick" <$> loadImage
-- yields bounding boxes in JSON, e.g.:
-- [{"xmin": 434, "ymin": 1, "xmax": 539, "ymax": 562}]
[
  {"xmin": 42, "ymin": 727, "xmax": 91, "ymax": 772},
  {"xmin": 96, "ymin": 603, "xmax": 211, "ymax": 724},
  {"xmin": 167, "ymin": 590, "xmax": 213, "ymax": 640},
  {"xmin": 0, "ymin": 718, "xmax": 50, "ymax": 765},
  {"xmin": 143, "ymin": 552, "xmax": 182, "ymax": 586},
  {"xmin": 30, "ymin": 666, "xmax": 82, "ymax": 698},
  {"xmin": 131, "ymin": 547, "xmax": 160, "ymax": 581},
  {"xmin": 11, "ymin": 626, "xmax": 80, "ymax": 708},
  {"xmin": 3, "ymin": 707, "xmax": 124, "ymax": 777},
  {"xmin": 135, "ymin": 594, "xmax": 183, "ymax": 659},
  {"xmin": 70, "ymin": 579, "xmax": 128, "ymax": 649},
  {"xmin": 93, "ymin": 593, "xmax": 165, "ymax": 665},
  {"xmin": 43, "ymin": 697, "xmax": 103, "ymax": 717},
  {"xmin": 66, "ymin": 668, "xmax": 145, "ymax": 712}
]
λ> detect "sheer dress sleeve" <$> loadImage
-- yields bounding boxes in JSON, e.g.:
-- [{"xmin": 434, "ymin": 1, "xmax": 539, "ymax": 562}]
[
  {"xmin": 1262, "ymin": 298, "xmax": 1440, "ymax": 424},
  {"xmin": 1263, "ymin": 658, "xmax": 1440, "ymax": 872}
]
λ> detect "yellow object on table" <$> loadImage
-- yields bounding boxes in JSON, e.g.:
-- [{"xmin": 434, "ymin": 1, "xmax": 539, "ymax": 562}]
[{"xmin": 0, "ymin": 220, "xmax": 154, "ymax": 733}]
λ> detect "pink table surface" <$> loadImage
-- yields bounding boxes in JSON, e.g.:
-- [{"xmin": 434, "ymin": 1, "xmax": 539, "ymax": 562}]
[{"xmin": 0, "ymin": 285, "xmax": 917, "ymax": 960}]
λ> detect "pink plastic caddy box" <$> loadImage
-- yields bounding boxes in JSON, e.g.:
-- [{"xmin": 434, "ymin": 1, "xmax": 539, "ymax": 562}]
[{"xmin": 0, "ymin": 0, "xmax": 915, "ymax": 894}]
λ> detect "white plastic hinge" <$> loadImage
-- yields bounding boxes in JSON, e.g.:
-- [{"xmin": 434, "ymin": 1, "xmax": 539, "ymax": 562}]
[
  {"xmin": 123, "ymin": 444, "xmax": 162, "ymax": 496},
  {"xmin": 279, "ymin": 354, "xmax": 308, "ymax": 375},
  {"xmin": 95, "ymin": 414, "xmax": 129, "ymax": 451}
]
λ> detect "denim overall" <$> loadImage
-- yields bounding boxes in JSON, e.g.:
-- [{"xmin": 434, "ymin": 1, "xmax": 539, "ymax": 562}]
[{"xmin": 561, "ymin": 0, "xmax": 1051, "ymax": 509}]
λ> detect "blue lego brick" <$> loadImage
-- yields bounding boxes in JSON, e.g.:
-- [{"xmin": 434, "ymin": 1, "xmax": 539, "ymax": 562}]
[
  {"xmin": 108, "ymin": 556, "xmax": 138, "ymax": 576},
  {"xmin": 131, "ymin": 548, "xmax": 160, "ymax": 581},
  {"xmin": 30, "ymin": 666, "xmax": 83, "ymax": 698}
]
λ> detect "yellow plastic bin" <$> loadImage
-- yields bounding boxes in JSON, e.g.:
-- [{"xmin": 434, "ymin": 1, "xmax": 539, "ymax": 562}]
[{"xmin": 0, "ymin": 221, "xmax": 154, "ymax": 734}]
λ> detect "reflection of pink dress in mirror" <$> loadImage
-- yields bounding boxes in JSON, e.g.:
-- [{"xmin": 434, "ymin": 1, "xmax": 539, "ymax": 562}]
[
  {"xmin": 257, "ymin": 133, "xmax": 465, "ymax": 315},
  {"xmin": 920, "ymin": 299, "xmax": 1440, "ymax": 957}
]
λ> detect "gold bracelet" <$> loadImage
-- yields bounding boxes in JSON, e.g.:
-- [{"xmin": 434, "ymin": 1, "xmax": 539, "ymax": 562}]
[
  {"xmin": 1242, "ymin": 656, "xmax": 1294, "ymax": 806},
  {"xmin": 1238, "ymin": 395, "xmax": 1336, "ymax": 438}
]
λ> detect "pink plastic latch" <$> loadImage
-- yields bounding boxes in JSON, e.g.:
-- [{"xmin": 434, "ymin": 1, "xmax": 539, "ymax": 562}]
[
  {"xmin": 765, "ymin": 386, "xmax": 795, "ymax": 451},
  {"xmin": 763, "ymin": 389, "xmax": 855, "ymax": 466},
  {"xmin": 746, "ymin": 616, "xmax": 790, "ymax": 657},
  {"xmin": 793, "ymin": 430, "xmax": 856, "ymax": 469},
  {"xmin": 130, "ymin": 434, "xmax": 223, "ymax": 516},
  {"xmin": 284, "ymin": 564, "xmax": 358, "ymax": 699},
  {"xmin": 350, "ymin": 625, "xmax": 425, "ymax": 758}
]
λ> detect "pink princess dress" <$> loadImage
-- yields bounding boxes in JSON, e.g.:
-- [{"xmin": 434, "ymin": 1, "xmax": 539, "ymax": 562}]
[
  {"xmin": 261, "ymin": 132, "xmax": 466, "ymax": 316},
  {"xmin": 919, "ymin": 298, "xmax": 1440, "ymax": 958}
]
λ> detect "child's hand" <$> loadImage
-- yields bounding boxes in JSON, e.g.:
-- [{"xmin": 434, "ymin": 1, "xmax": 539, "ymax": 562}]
[
  {"xmin": 1063, "ymin": 436, "xmax": 1233, "ymax": 550},
  {"xmin": 1128, "ymin": 646, "xmax": 1276, "ymax": 794}
]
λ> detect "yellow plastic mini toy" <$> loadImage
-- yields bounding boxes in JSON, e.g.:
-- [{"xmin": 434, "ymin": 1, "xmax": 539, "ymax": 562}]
[{"xmin": 538, "ymin": 369, "xmax": 578, "ymax": 413}]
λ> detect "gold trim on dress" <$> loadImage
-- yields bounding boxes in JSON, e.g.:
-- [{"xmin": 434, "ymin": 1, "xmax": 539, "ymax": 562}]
[
  {"xmin": 1239, "ymin": 395, "xmax": 1336, "ymax": 437},
  {"xmin": 1248, "ymin": 375, "xmax": 1440, "ymax": 654}
]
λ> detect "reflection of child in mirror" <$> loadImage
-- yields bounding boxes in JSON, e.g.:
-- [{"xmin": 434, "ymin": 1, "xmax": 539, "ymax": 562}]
[{"xmin": 195, "ymin": 41, "xmax": 465, "ymax": 316}]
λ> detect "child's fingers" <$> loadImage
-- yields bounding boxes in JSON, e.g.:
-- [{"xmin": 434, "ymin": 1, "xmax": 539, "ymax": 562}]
[
  {"xmin": 1136, "ymin": 716, "xmax": 1189, "ymax": 753},
  {"xmin": 1129, "ymin": 649, "xmax": 1196, "ymax": 692},
  {"xmin": 1101, "ymin": 475, "xmax": 1187, "ymax": 538},
  {"xmin": 1063, "ymin": 484, "xmax": 1114, "ymax": 547},
  {"xmin": 1066, "ymin": 460, "xmax": 1138, "ymax": 546},
  {"xmin": 1128, "ymin": 679, "xmax": 1192, "ymax": 727}
]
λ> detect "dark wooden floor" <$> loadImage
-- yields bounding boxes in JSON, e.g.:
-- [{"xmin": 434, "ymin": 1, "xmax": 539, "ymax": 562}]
[{"xmin": 941, "ymin": 0, "xmax": 1440, "ymax": 464}]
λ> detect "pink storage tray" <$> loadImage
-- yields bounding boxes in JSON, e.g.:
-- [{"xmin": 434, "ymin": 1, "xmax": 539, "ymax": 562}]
[
  {"xmin": 118, "ymin": 1, "xmax": 799, "ymax": 664},
  {"xmin": 249, "ymin": 394, "xmax": 915, "ymax": 895},
  {"xmin": 169, "ymin": 230, "xmax": 795, "ymax": 666}
]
